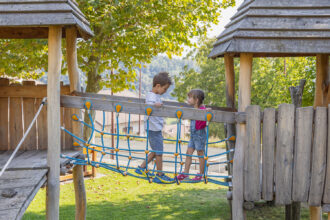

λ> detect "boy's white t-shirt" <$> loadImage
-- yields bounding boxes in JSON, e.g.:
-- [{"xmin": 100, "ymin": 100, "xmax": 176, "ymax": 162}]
[{"xmin": 144, "ymin": 91, "xmax": 164, "ymax": 131}]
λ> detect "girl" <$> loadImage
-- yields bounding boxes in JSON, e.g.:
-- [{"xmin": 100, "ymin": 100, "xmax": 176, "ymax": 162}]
[{"xmin": 177, "ymin": 89, "xmax": 207, "ymax": 181}]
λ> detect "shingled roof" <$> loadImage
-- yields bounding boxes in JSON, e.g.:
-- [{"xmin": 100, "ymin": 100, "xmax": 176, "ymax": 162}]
[
  {"xmin": 209, "ymin": 0, "xmax": 330, "ymax": 58},
  {"xmin": 0, "ymin": 0, "xmax": 93, "ymax": 39}
]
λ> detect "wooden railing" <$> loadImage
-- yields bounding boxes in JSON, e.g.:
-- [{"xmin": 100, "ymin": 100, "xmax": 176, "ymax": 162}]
[{"xmin": 0, "ymin": 78, "xmax": 73, "ymax": 151}]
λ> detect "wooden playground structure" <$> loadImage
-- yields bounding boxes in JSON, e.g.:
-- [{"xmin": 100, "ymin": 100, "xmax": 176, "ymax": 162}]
[{"xmin": 0, "ymin": 0, "xmax": 330, "ymax": 220}]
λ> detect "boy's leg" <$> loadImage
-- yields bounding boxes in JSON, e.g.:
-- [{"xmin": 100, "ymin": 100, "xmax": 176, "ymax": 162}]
[
  {"xmin": 140, "ymin": 152, "xmax": 156, "ymax": 168},
  {"xmin": 184, "ymin": 147, "xmax": 195, "ymax": 174},
  {"xmin": 197, "ymin": 150, "xmax": 205, "ymax": 175},
  {"xmin": 155, "ymin": 155, "xmax": 163, "ymax": 175}
]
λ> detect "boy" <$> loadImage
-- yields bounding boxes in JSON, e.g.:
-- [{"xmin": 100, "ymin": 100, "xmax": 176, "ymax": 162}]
[{"xmin": 135, "ymin": 72, "xmax": 173, "ymax": 183}]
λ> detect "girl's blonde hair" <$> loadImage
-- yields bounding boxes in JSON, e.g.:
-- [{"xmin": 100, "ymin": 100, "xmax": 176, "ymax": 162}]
[{"xmin": 188, "ymin": 89, "xmax": 205, "ymax": 106}]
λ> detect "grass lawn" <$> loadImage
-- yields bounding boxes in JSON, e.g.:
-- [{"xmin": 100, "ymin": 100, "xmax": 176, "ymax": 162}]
[{"xmin": 23, "ymin": 168, "xmax": 324, "ymax": 220}]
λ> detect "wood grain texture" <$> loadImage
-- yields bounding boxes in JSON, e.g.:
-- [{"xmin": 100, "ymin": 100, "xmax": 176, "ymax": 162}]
[
  {"xmin": 46, "ymin": 26, "xmax": 62, "ymax": 220},
  {"xmin": 36, "ymin": 98, "xmax": 47, "ymax": 150},
  {"xmin": 262, "ymin": 108, "xmax": 276, "ymax": 201},
  {"xmin": 309, "ymin": 107, "xmax": 327, "ymax": 206},
  {"xmin": 275, "ymin": 104, "xmax": 295, "ymax": 205},
  {"xmin": 292, "ymin": 107, "xmax": 313, "ymax": 202},
  {"xmin": 244, "ymin": 105, "xmax": 261, "ymax": 201},
  {"xmin": 323, "ymin": 104, "xmax": 330, "ymax": 203},
  {"xmin": 0, "ymin": 84, "xmax": 70, "ymax": 98},
  {"xmin": 9, "ymin": 85, "xmax": 23, "ymax": 150},
  {"xmin": 0, "ymin": 78, "xmax": 9, "ymax": 150},
  {"xmin": 232, "ymin": 53, "xmax": 252, "ymax": 220}
]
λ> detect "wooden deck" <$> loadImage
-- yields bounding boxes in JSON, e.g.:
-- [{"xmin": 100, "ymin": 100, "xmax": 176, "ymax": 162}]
[{"xmin": 0, "ymin": 150, "xmax": 81, "ymax": 220}]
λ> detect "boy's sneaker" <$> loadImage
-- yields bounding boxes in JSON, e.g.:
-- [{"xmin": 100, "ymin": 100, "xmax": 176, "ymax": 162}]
[
  {"xmin": 192, "ymin": 174, "xmax": 203, "ymax": 181},
  {"xmin": 153, "ymin": 174, "xmax": 174, "ymax": 183},
  {"xmin": 177, "ymin": 174, "xmax": 189, "ymax": 181},
  {"xmin": 135, "ymin": 166, "xmax": 145, "ymax": 175}
]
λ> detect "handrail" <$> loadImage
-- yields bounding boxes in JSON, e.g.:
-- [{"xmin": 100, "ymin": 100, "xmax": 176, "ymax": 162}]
[{"xmin": 0, "ymin": 97, "xmax": 47, "ymax": 178}]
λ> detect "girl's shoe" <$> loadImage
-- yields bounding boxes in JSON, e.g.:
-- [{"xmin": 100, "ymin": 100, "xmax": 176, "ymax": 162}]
[
  {"xmin": 192, "ymin": 174, "xmax": 203, "ymax": 181},
  {"xmin": 177, "ymin": 174, "xmax": 189, "ymax": 180}
]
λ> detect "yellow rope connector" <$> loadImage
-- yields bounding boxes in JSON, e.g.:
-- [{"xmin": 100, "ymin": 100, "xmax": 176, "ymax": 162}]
[
  {"xmin": 180, "ymin": 162, "xmax": 184, "ymax": 166},
  {"xmin": 178, "ymin": 140, "xmax": 182, "ymax": 144},
  {"xmin": 145, "ymin": 107, "xmax": 152, "ymax": 116},
  {"xmin": 204, "ymin": 156, "xmax": 208, "ymax": 160},
  {"xmin": 100, "ymin": 132, "xmax": 104, "ymax": 136},
  {"xmin": 128, "ymin": 156, "xmax": 132, "ymax": 160},
  {"xmin": 126, "ymin": 135, "xmax": 130, "ymax": 139},
  {"xmin": 230, "ymin": 159, "xmax": 234, "ymax": 163},
  {"xmin": 229, "ymin": 136, "xmax": 236, "ymax": 141},
  {"xmin": 115, "ymin": 104, "xmax": 122, "ymax": 113},
  {"xmin": 206, "ymin": 163, "xmax": 210, "ymax": 167},
  {"xmin": 174, "ymin": 153, "xmax": 179, "ymax": 157},
  {"xmin": 174, "ymin": 173, "xmax": 178, "ymax": 177},
  {"xmin": 116, "ymin": 166, "xmax": 120, "ymax": 170},
  {"xmin": 72, "ymin": 114, "xmax": 79, "ymax": 121},
  {"xmin": 85, "ymin": 101, "xmax": 91, "ymax": 110},
  {"xmin": 73, "ymin": 142, "xmax": 80, "ymax": 147},
  {"xmin": 145, "ymin": 150, "xmax": 150, "ymax": 154},
  {"xmin": 176, "ymin": 110, "xmax": 183, "ymax": 119},
  {"xmin": 102, "ymin": 152, "xmax": 106, "ymax": 156},
  {"xmin": 95, "ymin": 164, "xmax": 100, "ymax": 168},
  {"xmin": 123, "ymin": 172, "xmax": 127, "ymax": 176},
  {"xmin": 115, "ymin": 148, "xmax": 120, "ymax": 152},
  {"xmin": 145, "ymin": 169, "xmax": 149, "ymax": 173},
  {"xmin": 84, "ymin": 143, "xmax": 90, "ymax": 147},
  {"xmin": 206, "ymin": 112, "xmax": 213, "ymax": 122}
]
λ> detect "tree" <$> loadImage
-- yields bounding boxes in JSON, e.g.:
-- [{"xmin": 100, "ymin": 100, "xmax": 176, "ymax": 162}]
[{"xmin": 172, "ymin": 37, "xmax": 317, "ymax": 138}]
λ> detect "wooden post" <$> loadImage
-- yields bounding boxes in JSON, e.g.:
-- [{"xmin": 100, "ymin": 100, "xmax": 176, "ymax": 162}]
[
  {"xmin": 224, "ymin": 53, "xmax": 236, "ymax": 219},
  {"xmin": 46, "ymin": 26, "xmax": 62, "ymax": 220},
  {"xmin": 312, "ymin": 54, "xmax": 329, "ymax": 220},
  {"xmin": 66, "ymin": 27, "xmax": 86, "ymax": 220},
  {"xmin": 232, "ymin": 53, "xmax": 252, "ymax": 220}
]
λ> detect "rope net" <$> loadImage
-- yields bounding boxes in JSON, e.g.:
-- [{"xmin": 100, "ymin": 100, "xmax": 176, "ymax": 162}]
[{"xmin": 61, "ymin": 100, "xmax": 235, "ymax": 186}]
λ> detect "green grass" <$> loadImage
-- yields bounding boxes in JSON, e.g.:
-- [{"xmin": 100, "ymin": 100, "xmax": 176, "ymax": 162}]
[{"xmin": 23, "ymin": 168, "xmax": 324, "ymax": 220}]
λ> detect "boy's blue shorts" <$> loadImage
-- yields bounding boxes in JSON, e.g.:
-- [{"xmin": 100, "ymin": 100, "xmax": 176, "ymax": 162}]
[{"xmin": 148, "ymin": 130, "xmax": 164, "ymax": 155}]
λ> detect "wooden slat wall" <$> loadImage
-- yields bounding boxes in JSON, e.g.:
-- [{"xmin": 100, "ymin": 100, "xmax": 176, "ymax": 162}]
[
  {"xmin": 309, "ymin": 107, "xmax": 327, "ymax": 206},
  {"xmin": 275, "ymin": 104, "xmax": 295, "ymax": 205},
  {"xmin": 323, "ymin": 104, "xmax": 330, "ymax": 203},
  {"xmin": 261, "ymin": 108, "xmax": 276, "ymax": 201},
  {"xmin": 63, "ymin": 107, "xmax": 73, "ymax": 150},
  {"xmin": 244, "ymin": 105, "xmax": 261, "ymax": 201},
  {"xmin": 22, "ymin": 81, "xmax": 37, "ymax": 150},
  {"xmin": 292, "ymin": 107, "xmax": 314, "ymax": 202},
  {"xmin": 0, "ymin": 79, "xmax": 71, "ymax": 151},
  {"xmin": 0, "ymin": 78, "xmax": 9, "ymax": 150}
]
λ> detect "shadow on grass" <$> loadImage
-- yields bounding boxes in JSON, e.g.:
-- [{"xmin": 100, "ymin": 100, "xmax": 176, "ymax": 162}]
[{"xmin": 23, "ymin": 188, "xmax": 231, "ymax": 220}]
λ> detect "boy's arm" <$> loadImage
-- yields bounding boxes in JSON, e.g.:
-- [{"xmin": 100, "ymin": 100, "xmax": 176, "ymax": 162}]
[{"xmin": 146, "ymin": 93, "xmax": 163, "ymax": 107}]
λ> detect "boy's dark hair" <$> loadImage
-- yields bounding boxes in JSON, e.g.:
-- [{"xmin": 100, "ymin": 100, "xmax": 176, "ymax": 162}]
[
  {"xmin": 153, "ymin": 72, "xmax": 172, "ymax": 87},
  {"xmin": 188, "ymin": 89, "xmax": 205, "ymax": 106}
]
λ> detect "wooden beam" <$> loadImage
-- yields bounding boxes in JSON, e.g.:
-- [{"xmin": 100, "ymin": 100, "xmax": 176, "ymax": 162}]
[
  {"xmin": 60, "ymin": 95, "xmax": 237, "ymax": 124},
  {"xmin": 314, "ymin": 54, "xmax": 328, "ymax": 107},
  {"xmin": 71, "ymin": 91, "xmax": 236, "ymax": 112},
  {"xmin": 232, "ymin": 53, "xmax": 252, "ymax": 220},
  {"xmin": 46, "ymin": 26, "xmax": 62, "ymax": 220},
  {"xmin": 66, "ymin": 26, "xmax": 86, "ymax": 220},
  {"xmin": 0, "ymin": 84, "xmax": 70, "ymax": 98}
]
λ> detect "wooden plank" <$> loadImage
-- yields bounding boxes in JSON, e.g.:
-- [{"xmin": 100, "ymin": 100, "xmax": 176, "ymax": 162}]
[
  {"xmin": 0, "ymin": 78, "xmax": 9, "ymax": 150},
  {"xmin": 66, "ymin": 26, "xmax": 86, "ymax": 220},
  {"xmin": 22, "ymin": 81, "xmax": 37, "ymax": 150},
  {"xmin": 262, "ymin": 108, "xmax": 276, "ymax": 201},
  {"xmin": 63, "ymin": 108, "xmax": 73, "ymax": 150},
  {"xmin": 61, "ymin": 95, "xmax": 237, "ymax": 124},
  {"xmin": 0, "ymin": 150, "xmax": 25, "ymax": 168},
  {"xmin": 323, "ymin": 104, "xmax": 330, "ymax": 203},
  {"xmin": 275, "ymin": 103, "xmax": 295, "ymax": 205},
  {"xmin": 36, "ymin": 98, "xmax": 47, "ymax": 150},
  {"xmin": 9, "ymin": 85, "xmax": 23, "ymax": 150},
  {"xmin": 72, "ymin": 91, "xmax": 236, "ymax": 112},
  {"xmin": 0, "ymin": 169, "xmax": 47, "ymax": 189},
  {"xmin": 232, "ymin": 53, "xmax": 252, "ymax": 219},
  {"xmin": 0, "ymin": 209, "xmax": 20, "ymax": 220},
  {"xmin": 244, "ymin": 105, "xmax": 261, "ymax": 201},
  {"xmin": 46, "ymin": 26, "xmax": 62, "ymax": 220},
  {"xmin": 0, "ymin": 84, "xmax": 70, "ymax": 98},
  {"xmin": 314, "ymin": 55, "xmax": 328, "ymax": 107},
  {"xmin": 309, "ymin": 107, "xmax": 327, "ymax": 206},
  {"xmin": 292, "ymin": 107, "xmax": 313, "ymax": 202}
]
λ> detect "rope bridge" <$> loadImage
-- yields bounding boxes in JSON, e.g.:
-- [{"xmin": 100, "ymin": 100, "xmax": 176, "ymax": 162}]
[{"xmin": 61, "ymin": 100, "xmax": 235, "ymax": 186}]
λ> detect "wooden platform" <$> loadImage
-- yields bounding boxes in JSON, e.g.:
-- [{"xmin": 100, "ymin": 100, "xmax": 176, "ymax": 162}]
[{"xmin": 0, "ymin": 150, "xmax": 81, "ymax": 220}]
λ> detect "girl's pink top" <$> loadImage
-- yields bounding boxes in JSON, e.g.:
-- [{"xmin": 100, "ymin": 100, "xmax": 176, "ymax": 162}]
[{"xmin": 195, "ymin": 105, "xmax": 207, "ymax": 130}]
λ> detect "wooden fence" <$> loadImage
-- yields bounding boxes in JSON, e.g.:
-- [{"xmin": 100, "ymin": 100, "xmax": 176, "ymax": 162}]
[
  {"xmin": 244, "ymin": 104, "xmax": 330, "ymax": 208},
  {"xmin": 0, "ymin": 78, "xmax": 73, "ymax": 151}
]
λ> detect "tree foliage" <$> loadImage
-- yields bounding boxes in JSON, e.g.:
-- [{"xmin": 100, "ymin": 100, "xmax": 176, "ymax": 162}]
[
  {"xmin": 0, "ymin": 0, "xmax": 235, "ymax": 94},
  {"xmin": 172, "ymin": 37, "xmax": 317, "ymax": 137}
]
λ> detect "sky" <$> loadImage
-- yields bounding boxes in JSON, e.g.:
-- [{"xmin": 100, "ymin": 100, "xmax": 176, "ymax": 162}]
[{"xmin": 207, "ymin": 0, "xmax": 244, "ymax": 38}]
